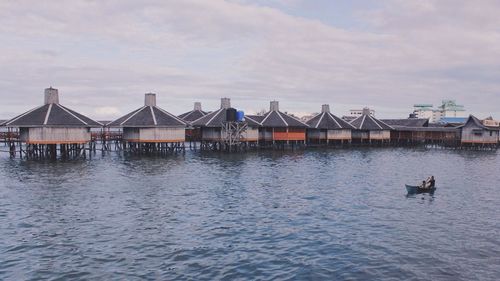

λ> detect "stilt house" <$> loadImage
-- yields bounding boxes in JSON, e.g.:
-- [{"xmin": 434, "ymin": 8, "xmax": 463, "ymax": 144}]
[
  {"xmin": 4, "ymin": 87, "xmax": 101, "ymax": 145},
  {"xmin": 248, "ymin": 101, "xmax": 309, "ymax": 145},
  {"xmin": 459, "ymin": 115, "xmax": 499, "ymax": 147},
  {"xmin": 191, "ymin": 98, "xmax": 260, "ymax": 145},
  {"xmin": 350, "ymin": 107, "xmax": 393, "ymax": 144},
  {"xmin": 178, "ymin": 102, "xmax": 208, "ymax": 142},
  {"xmin": 306, "ymin": 104, "xmax": 355, "ymax": 145},
  {"xmin": 108, "ymin": 93, "xmax": 186, "ymax": 147}
]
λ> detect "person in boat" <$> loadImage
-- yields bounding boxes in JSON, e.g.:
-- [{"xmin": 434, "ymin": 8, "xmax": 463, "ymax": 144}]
[
  {"xmin": 428, "ymin": 176, "xmax": 435, "ymax": 188},
  {"xmin": 420, "ymin": 180, "xmax": 427, "ymax": 189}
]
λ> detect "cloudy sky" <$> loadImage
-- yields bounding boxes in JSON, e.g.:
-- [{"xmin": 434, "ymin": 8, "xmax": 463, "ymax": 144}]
[{"xmin": 1, "ymin": 0, "xmax": 499, "ymax": 120}]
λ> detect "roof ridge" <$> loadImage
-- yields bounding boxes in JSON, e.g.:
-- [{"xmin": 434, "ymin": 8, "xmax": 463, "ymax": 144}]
[
  {"xmin": 205, "ymin": 108, "xmax": 223, "ymax": 126},
  {"xmin": 340, "ymin": 114, "xmax": 357, "ymax": 129},
  {"xmin": 377, "ymin": 119, "xmax": 394, "ymax": 130},
  {"xmin": 121, "ymin": 106, "xmax": 146, "ymax": 126},
  {"xmin": 181, "ymin": 110, "xmax": 195, "ymax": 120},
  {"xmin": 56, "ymin": 104, "xmax": 88, "ymax": 125},
  {"xmin": 244, "ymin": 115, "xmax": 262, "ymax": 126},
  {"xmin": 359, "ymin": 115, "xmax": 367, "ymax": 129},
  {"xmin": 277, "ymin": 111, "xmax": 289, "ymax": 126},
  {"xmin": 150, "ymin": 106, "xmax": 157, "ymax": 126},
  {"xmin": 315, "ymin": 112, "xmax": 325, "ymax": 128},
  {"xmin": 191, "ymin": 109, "xmax": 213, "ymax": 124},
  {"xmin": 43, "ymin": 104, "xmax": 53, "ymax": 125},
  {"xmin": 328, "ymin": 112, "xmax": 342, "ymax": 128},
  {"xmin": 5, "ymin": 104, "xmax": 45, "ymax": 126},
  {"xmin": 154, "ymin": 106, "xmax": 186, "ymax": 125},
  {"xmin": 280, "ymin": 110, "xmax": 309, "ymax": 127},
  {"xmin": 368, "ymin": 115, "xmax": 383, "ymax": 130},
  {"xmin": 261, "ymin": 111, "xmax": 273, "ymax": 124}
]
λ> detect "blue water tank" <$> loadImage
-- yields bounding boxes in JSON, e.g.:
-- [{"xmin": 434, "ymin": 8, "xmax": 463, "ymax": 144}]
[{"xmin": 236, "ymin": 111, "xmax": 244, "ymax": 122}]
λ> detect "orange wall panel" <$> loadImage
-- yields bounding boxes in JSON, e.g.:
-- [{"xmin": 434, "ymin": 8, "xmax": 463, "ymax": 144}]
[{"xmin": 273, "ymin": 131, "xmax": 306, "ymax": 141}]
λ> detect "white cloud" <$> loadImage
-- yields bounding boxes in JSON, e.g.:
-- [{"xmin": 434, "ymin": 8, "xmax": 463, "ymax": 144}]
[{"xmin": 0, "ymin": 0, "xmax": 499, "ymax": 119}]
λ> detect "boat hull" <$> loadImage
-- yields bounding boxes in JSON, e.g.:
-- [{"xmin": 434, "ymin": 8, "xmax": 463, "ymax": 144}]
[{"xmin": 406, "ymin": 184, "xmax": 436, "ymax": 194}]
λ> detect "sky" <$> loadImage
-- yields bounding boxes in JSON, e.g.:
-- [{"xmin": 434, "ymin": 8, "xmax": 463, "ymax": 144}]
[{"xmin": 1, "ymin": 0, "xmax": 500, "ymax": 120}]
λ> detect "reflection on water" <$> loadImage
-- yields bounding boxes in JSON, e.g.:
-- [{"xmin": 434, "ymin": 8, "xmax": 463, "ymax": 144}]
[{"xmin": 0, "ymin": 148, "xmax": 499, "ymax": 280}]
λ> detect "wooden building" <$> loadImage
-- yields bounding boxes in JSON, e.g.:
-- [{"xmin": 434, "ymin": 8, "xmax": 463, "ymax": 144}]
[
  {"xmin": 108, "ymin": 93, "xmax": 186, "ymax": 152},
  {"xmin": 191, "ymin": 98, "xmax": 260, "ymax": 150},
  {"xmin": 459, "ymin": 115, "xmax": 499, "ymax": 147},
  {"xmin": 306, "ymin": 104, "xmax": 355, "ymax": 145},
  {"xmin": 3, "ymin": 87, "xmax": 102, "ymax": 158},
  {"xmin": 349, "ymin": 107, "xmax": 393, "ymax": 144},
  {"xmin": 247, "ymin": 101, "xmax": 309, "ymax": 147}
]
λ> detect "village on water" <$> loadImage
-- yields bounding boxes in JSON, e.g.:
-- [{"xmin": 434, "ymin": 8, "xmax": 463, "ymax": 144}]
[{"xmin": 0, "ymin": 87, "xmax": 499, "ymax": 159}]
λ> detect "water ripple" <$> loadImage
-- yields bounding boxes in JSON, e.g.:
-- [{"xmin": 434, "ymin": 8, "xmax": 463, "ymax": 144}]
[{"xmin": 0, "ymin": 148, "xmax": 499, "ymax": 280}]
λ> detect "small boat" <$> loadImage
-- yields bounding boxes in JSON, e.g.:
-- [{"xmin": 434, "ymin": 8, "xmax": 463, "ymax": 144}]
[{"xmin": 405, "ymin": 184, "xmax": 436, "ymax": 194}]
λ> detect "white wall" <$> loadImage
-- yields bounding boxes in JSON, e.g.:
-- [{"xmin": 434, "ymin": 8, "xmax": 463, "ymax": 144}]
[
  {"xmin": 22, "ymin": 127, "xmax": 91, "ymax": 144},
  {"xmin": 242, "ymin": 127, "xmax": 259, "ymax": 141},
  {"xmin": 327, "ymin": 129, "xmax": 352, "ymax": 140},
  {"xmin": 369, "ymin": 130, "xmax": 391, "ymax": 140}
]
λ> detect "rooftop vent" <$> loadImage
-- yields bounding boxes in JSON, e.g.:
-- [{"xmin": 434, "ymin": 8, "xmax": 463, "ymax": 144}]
[
  {"xmin": 270, "ymin": 100, "xmax": 279, "ymax": 111},
  {"xmin": 44, "ymin": 87, "xmax": 59, "ymax": 104},
  {"xmin": 145, "ymin": 93, "xmax": 156, "ymax": 106},
  {"xmin": 194, "ymin": 102, "xmax": 202, "ymax": 111},
  {"xmin": 221, "ymin": 97, "xmax": 231, "ymax": 109},
  {"xmin": 362, "ymin": 107, "xmax": 371, "ymax": 115}
]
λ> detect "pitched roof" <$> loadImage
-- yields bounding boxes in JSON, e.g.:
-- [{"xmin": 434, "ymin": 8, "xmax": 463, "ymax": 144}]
[
  {"xmin": 380, "ymin": 118, "xmax": 429, "ymax": 128},
  {"xmin": 246, "ymin": 115, "xmax": 264, "ymax": 123},
  {"xmin": 350, "ymin": 114, "xmax": 393, "ymax": 130},
  {"xmin": 259, "ymin": 110, "xmax": 309, "ymax": 128},
  {"xmin": 392, "ymin": 126, "xmax": 459, "ymax": 132},
  {"xmin": 458, "ymin": 115, "xmax": 499, "ymax": 131},
  {"xmin": 178, "ymin": 109, "xmax": 208, "ymax": 122},
  {"xmin": 5, "ymin": 103, "xmax": 102, "ymax": 127},
  {"xmin": 342, "ymin": 116, "xmax": 356, "ymax": 123},
  {"xmin": 243, "ymin": 115, "xmax": 262, "ymax": 127},
  {"xmin": 306, "ymin": 111, "xmax": 355, "ymax": 130},
  {"xmin": 108, "ymin": 106, "xmax": 186, "ymax": 127},
  {"xmin": 191, "ymin": 108, "xmax": 226, "ymax": 127},
  {"xmin": 191, "ymin": 109, "xmax": 262, "ymax": 128}
]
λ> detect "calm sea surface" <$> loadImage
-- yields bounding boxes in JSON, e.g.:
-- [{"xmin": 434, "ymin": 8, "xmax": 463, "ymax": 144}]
[{"xmin": 0, "ymin": 148, "xmax": 499, "ymax": 280}]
